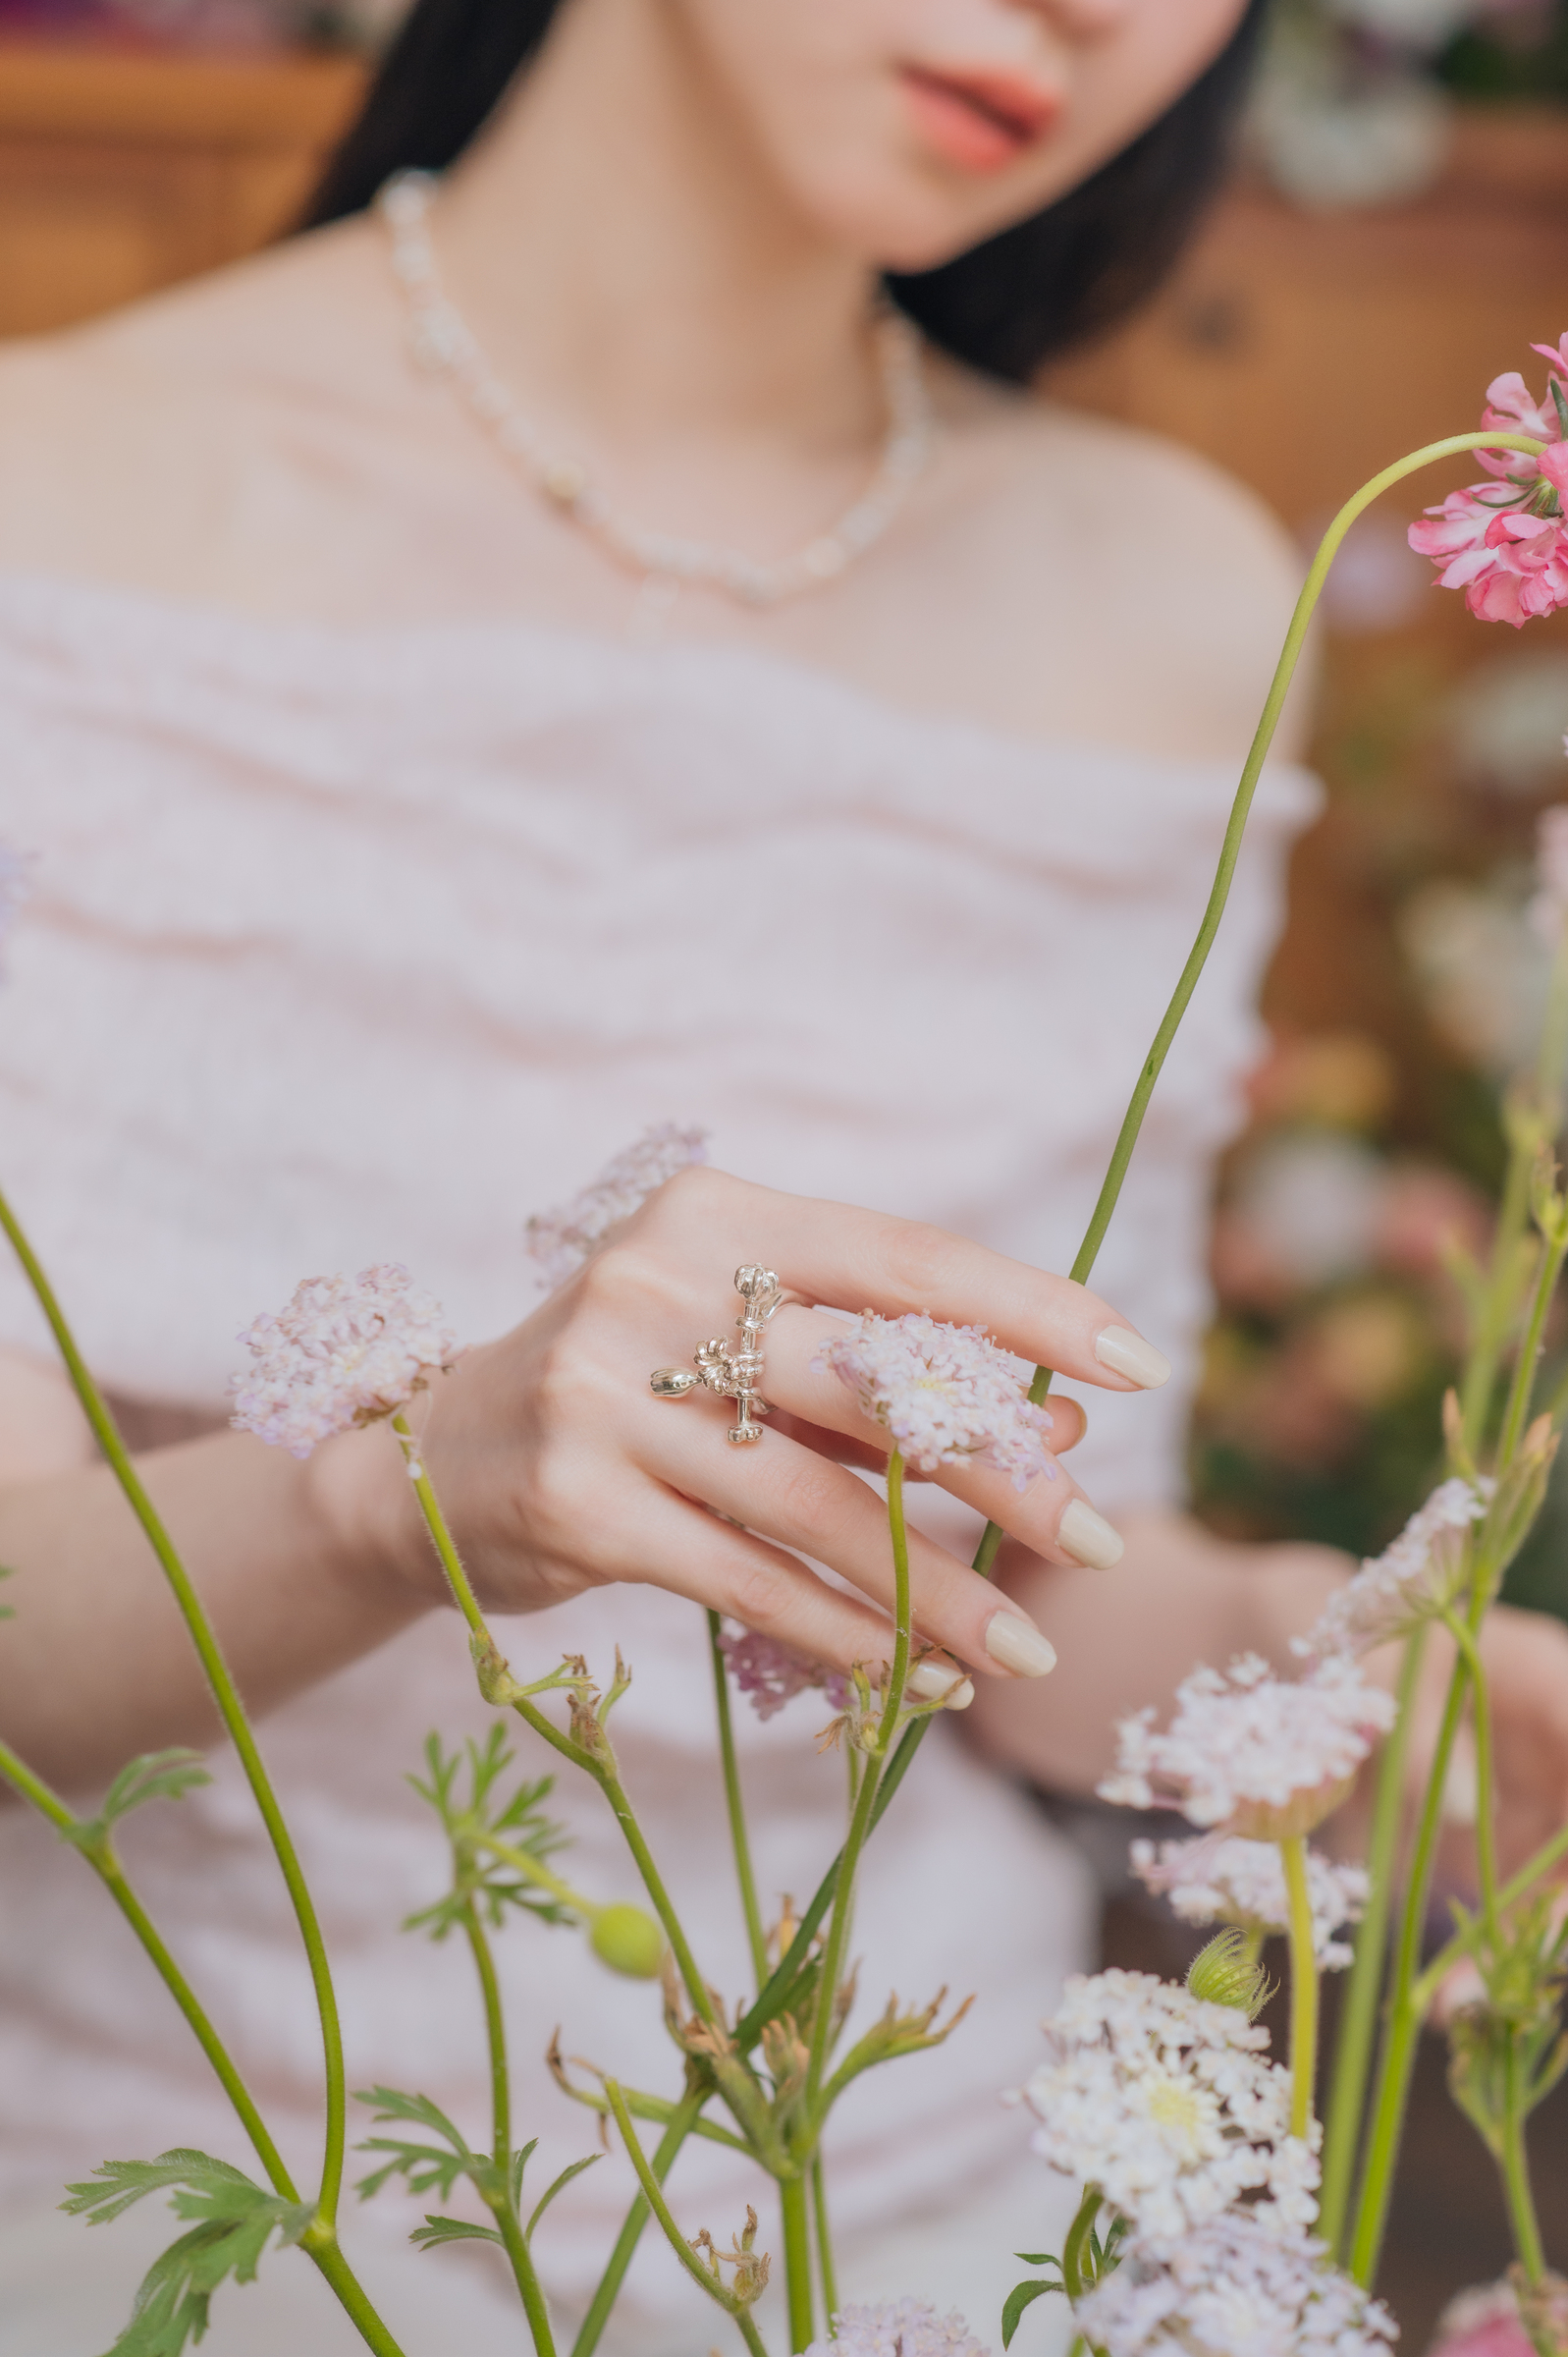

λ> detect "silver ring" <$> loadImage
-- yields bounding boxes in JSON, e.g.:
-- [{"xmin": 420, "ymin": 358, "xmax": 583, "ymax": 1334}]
[{"xmin": 650, "ymin": 1264, "xmax": 784, "ymax": 1445}]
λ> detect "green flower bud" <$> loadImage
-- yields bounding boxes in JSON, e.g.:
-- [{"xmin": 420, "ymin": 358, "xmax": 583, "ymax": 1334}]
[
  {"xmin": 1186, "ymin": 1929, "xmax": 1273, "ymax": 2021},
  {"xmin": 589, "ymin": 1902, "xmax": 665, "ymax": 1980}
]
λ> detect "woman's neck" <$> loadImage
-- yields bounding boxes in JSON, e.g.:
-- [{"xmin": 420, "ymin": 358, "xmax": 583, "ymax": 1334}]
[{"xmin": 432, "ymin": 0, "xmax": 891, "ymax": 475}]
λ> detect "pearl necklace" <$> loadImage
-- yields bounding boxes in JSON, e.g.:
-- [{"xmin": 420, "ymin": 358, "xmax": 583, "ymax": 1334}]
[{"xmin": 377, "ymin": 170, "xmax": 937, "ymax": 613}]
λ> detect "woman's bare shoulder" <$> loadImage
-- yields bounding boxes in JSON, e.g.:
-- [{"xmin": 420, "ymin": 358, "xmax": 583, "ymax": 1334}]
[{"xmin": 926, "ymin": 367, "xmax": 1311, "ymax": 760}]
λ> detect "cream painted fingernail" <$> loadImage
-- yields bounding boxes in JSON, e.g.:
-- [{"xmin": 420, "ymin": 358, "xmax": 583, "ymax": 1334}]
[
  {"xmin": 1058, "ymin": 1498, "xmax": 1125, "ymax": 1569},
  {"xmin": 985, "ymin": 1613, "xmax": 1058, "ymax": 1678},
  {"xmin": 1094, "ymin": 1326, "xmax": 1171, "ymax": 1389},
  {"xmin": 907, "ymin": 1659, "xmax": 967, "ymax": 1700}
]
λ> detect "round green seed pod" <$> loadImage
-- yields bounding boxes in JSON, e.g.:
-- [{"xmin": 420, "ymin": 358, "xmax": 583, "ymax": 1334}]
[{"xmin": 589, "ymin": 1902, "xmax": 665, "ymax": 1980}]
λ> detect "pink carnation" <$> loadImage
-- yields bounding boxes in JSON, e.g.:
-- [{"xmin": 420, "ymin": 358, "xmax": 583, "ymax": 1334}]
[
  {"xmin": 814, "ymin": 1311, "xmax": 1056, "ymax": 1489},
  {"xmin": 1410, "ymin": 339, "xmax": 1568, "ymax": 627},
  {"xmin": 719, "ymin": 1626, "xmax": 848, "ymax": 1723},
  {"xmin": 230, "ymin": 1264, "xmax": 460, "ymax": 1457}
]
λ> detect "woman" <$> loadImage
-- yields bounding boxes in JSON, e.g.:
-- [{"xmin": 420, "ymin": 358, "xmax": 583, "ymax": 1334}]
[{"xmin": 0, "ymin": 3, "xmax": 1565, "ymax": 2351}]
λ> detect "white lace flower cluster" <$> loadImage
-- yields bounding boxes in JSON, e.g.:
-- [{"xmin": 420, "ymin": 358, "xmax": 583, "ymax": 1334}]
[
  {"xmin": 814, "ymin": 1311, "xmax": 1055, "ymax": 1487},
  {"xmin": 1296, "ymin": 1477, "xmax": 1488, "ymax": 1665},
  {"xmin": 801, "ymin": 2300, "xmax": 989, "ymax": 2357},
  {"xmin": 230, "ymin": 1265, "xmax": 460, "ymax": 1458},
  {"xmin": 523, "ymin": 1123, "xmax": 709, "ymax": 1290},
  {"xmin": 1009, "ymin": 1969, "xmax": 1319, "ymax": 2250},
  {"xmin": 1100, "ymin": 1652, "xmax": 1396, "ymax": 1839},
  {"xmin": 1130, "ymin": 1836, "xmax": 1370, "ymax": 1971},
  {"xmin": 1074, "ymin": 2213, "xmax": 1397, "ymax": 2357}
]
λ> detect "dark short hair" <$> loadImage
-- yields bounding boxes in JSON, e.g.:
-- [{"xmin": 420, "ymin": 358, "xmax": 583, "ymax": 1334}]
[{"xmin": 305, "ymin": 0, "xmax": 1267, "ymax": 384}]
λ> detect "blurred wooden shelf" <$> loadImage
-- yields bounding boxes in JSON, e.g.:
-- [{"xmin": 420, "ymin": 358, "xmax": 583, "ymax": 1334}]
[{"xmin": 0, "ymin": 36, "xmax": 367, "ymax": 335}]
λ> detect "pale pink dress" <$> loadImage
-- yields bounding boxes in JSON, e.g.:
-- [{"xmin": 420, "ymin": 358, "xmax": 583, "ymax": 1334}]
[{"xmin": 0, "ymin": 575, "xmax": 1315, "ymax": 2355}]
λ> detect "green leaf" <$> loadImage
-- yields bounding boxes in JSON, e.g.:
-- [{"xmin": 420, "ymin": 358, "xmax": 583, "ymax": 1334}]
[
  {"xmin": 65, "ymin": 1753, "xmax": 211, "ymax": 1855},
  {"xmin": 0, "ymin": 1562, "xmax": 14, "ymax": 1619},
  {"xmin": 1001, "ymin": 2278, "xmax": 1061, "ymax": 2348},
  {"xmin": 1013, "ymin": 2253, "xmax": 1058, "ymax": 2267},
  {"xmin": 61, "ymin": 2153, "xmax": 309, "ymax": 2357},
  {"xmin": 409, "ymin": 2215, "xmax": 504, "ymax": 2251},
  {"xmin": 405, "ymin": 1731, "xmax": 571, "ymax": 1941},
  {"xmin": 509, "ymin": 2138, "xmax": 539, "ymax": 2211},
  {"xmin": 525, "ymin": 2151, "xmax": 601, "ymax": 2246},
  {"xmin": 352, "ymin": 2086, "xmax": 480, "ymax": 2205}
]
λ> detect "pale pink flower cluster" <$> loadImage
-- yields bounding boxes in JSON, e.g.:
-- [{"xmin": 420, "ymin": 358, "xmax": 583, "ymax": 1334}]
[
  {"xmin": 718, "ymin": 1626, "xmax": 849, "ymax": 1723},
  {"xmin": 814, "ymin": 1311, "xmax": 1055, "ymax": 1487},
  {"xmin": 1530, "ymin": 804, "xmax": 1568, "ymax": 945},
  {"xmin": 1409, "ymin": 339, "xmax": 1568, "ymax": 627},
  {"xmin": 1430, "ymin": 2282, "xmax": 1540, "ymax": 2357},
  {"xmin": 1009, "ymin": 1969, "xmax": 1318, "ymax": 2250},
  {"xmin": 802, "ymin": 2299, "xmax": 989, "ymax": 2356},
  {"xmin": 0, "ymin": 842, "xmax": 31, "ymax": 977},
  {"xmin": 523, "ymin": 1123, "xmax": 708, "ymax": 1290},
  {"xmin": 1073, "ymin": 2215, "xmax": 1396, "ymax": 2357},
  {"xmin": 1130, "ymin": 1835, "xmax": 1370, "ymax": 1971},
  {"xmin": 230, "ymin": 1265, "xmax": 460, "ymax": 1458},
  {"xmin": 1296, "ymin": 1476, "xmax": 1488, "ymax": 1665},
  {"xmin": 1100, "ymin": 1654, "xmax": 1395, "ymax": 1838}
]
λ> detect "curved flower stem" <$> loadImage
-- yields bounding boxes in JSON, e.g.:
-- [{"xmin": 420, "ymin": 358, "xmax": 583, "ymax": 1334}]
[
  {"xmin": 1060, "ymin": 2186, "xmax": 1102, "ymax": 2302},
  {"xmin": 462, "ymin": 1900, "xmax": 557, "ymax": 2355},
  {"xmin": 1348, "ymin": 1648, "xmax": 1473, "ymax": 2284},
  {"xmin": 779, "ymin": 2174, "xmax": 815, "ymax": 2352},
  {"xmin": 811, "ymin": 2155, "xmax": 838, "ymax": 2329},
  {"xmin": 1442, "ymin": 1609, "xmax": 1500, "ymax": 1942},
  {"xmin": 0, "ymin": 1737, "xmax": 406, "ymax": 2355},
  {"xmin": 603, "ymin": 2083, "xmax": 771, "ymax": 2357},
  {"xmin": 393, "ymin": 1417, "xmax": 717, "ymax": 2027},
  {"xmin": 0, "ymin": 1183, "xmax": 352, "ymax": 2230},
  {"xmin": 708, "ymin": 1609, "xmax": 768, "ymax": 1989},
  {"xmin": 882, "ymin": 1453, "xmax": 913, "ymax": 1737},
  {"xmin": 1495, "ymin": 1221, "xmax": 1568, "ymax": 1470},
  {"xmin": 570, "ymin": 2091, "xmax": 707, "ymax": 2357},
  {"xmin": 1280, "ymin": 1836, "xmax": 1320, "ymax": 2141},
  {"xmin": 967, "ymin": 426, "xmax": 1548, "ymax": 1571},
  {"xmin": 1320, "ymin": 1627, "xmax": 1428, "ymax": 2258}
]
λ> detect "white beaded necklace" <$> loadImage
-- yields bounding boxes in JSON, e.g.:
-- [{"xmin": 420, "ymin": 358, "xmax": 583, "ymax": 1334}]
[{"xmin": 378, "ymin": 169, "xmax": 938, "ymax": 615}]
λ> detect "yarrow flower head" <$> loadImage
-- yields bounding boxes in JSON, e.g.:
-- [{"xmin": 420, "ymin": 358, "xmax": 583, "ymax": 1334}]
[
  {"xmin": 523, "ymin": 1123, "xmax": 708, "ymax": 1290},
  {"xmin": 1295, "ymin": 1477, "xmax": 1488, "ymax": 1665},
  {"xmin": 1072, "ymin": 2215, "xmax": 1397, "ymax": 2357},
  {"xmin": 1007, "ymin": 1968, "xmax": 1318, "ymax": 2250},
  {"xmin": 230, "ymin": 1265, "xmax": 460, "ymax": 1458},
  {"xmin": 1131, "ymin": 1835, "xmax": 1371, "ymax": 1971},
  {"xmin": 801, "ymin": 2298, "xmax": 989, "ymax": 2356},
  {"xmin": 1410, "ymin": 338, "xmax": 1568, "ymax": 628},
  {"xmin": 1100, "ymin": 1655, "xmax": 1395, "ymax": 1839},
  {"xmin": 718, "ymin": 1625, "xmax": 849, "ymax": 1724},
  {"xmin": 814, "ymin": 1311, "xmax": 1055, "ymax": 1488}
]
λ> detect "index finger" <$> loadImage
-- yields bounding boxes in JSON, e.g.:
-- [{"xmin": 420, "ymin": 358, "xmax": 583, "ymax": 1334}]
[{"xmin": 645, "ymin": 1169, "xmax": 1170, "ymax": 1395}]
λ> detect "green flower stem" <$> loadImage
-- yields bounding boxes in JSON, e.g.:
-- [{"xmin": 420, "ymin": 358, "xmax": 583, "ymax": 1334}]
[
  {"xmin": 811, "ymin": 2155, "xmax": 838, "ymax": 2330},
  {"xmin": 709, "ymin": 1609, "xmax": 768, "ymax": 1989},
  {"xmin": 570, "ymin": 2090, "xmax": 707, "ymax": 2357},
  {"xmin": 1501, "ymin": 2042, "xmax": 1548, "ymax": 2291},
  {"xmin": 966, "ymin": 425, "xmax": 1548, "ymax": 1569},
  {"xmin": 779, "ymin": 2172, "xmax": 815, "ymax": 2352},
  {"xmin": 603, "ymin": 2083, "xmax": 771, "ymax": 2357},
  {"xmin": 0, "ymin": 1183, "xmax": 351, "ymax": 2230},
  {"xmin": 1348, "ymin": 1648, "xmax": 1474, "ymax": 2284},
  {"xmin": 1442, "ymin": 1610, "xmax": 1500, "ymax": 1941},
  {"xmin": 0, "ymin": 1737, "xmax": 407, "ymax": 2356},
  {"xmin": 1495, "ymin": 1221, "xmax": 1568, "ymax": 1470},
  {"xmin": 1413, "ymin": 1817, "xmax": 1568, "ymax": 2014},
  {"xmin": 1319, "ymin": 1627, "xmax": 1428, "ymax": 2258},
  {"xmin": 1461, "ymin": 1117, "xmax": 1543, "ymax": 1453},
  {"xmin": 394, "ymin": 1419, "xmax": 718, "ymax": 2029},
  {"xmin": 882, "ymin": 1453, "xmax": 913, "ymax": 1742},
  {"xmin": 1280, "ymin": 1836, "xmax": 1320, "ymax": 2142},
  {"xmin": 1060, "ymin": 2186, "xmax": 1102, "ymax": 2302},
  {"xmin": 463, "ymin": 1901, "xmax": 557, "ymax": 2355}
]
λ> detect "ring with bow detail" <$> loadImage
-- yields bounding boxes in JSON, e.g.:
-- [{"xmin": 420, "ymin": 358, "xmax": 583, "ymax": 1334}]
[{"xmin": 650, "ymin": 1264, "xmax": 784, "ymax": 1445}]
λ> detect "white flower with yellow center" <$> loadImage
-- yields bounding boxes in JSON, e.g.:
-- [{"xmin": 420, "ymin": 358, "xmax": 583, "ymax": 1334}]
[{"xmin": 1007, "ymin": 1969, "xmax": 1317, "ymax": 2250}]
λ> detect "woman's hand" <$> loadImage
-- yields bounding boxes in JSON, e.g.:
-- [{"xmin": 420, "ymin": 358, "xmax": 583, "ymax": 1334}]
[{"xmin": 353, "ymin": 1165, "xmax": 1169, "ymax": 1688}]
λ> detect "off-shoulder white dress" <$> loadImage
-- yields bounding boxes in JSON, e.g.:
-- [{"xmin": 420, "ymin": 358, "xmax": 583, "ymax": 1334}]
[{"xmin": 0, "ymin": 576, "xmax": 1315, "ymax": 2356}]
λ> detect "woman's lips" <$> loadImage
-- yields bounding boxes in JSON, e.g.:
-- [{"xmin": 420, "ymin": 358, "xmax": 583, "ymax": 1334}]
[{"xmin": 898, "ymin": 64, "xmax": 1059, "ymax": 176}]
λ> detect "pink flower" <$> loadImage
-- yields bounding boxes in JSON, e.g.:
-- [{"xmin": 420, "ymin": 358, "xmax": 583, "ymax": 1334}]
[
  {"xmin": 814, "ymin": 1310, "xmax": 1056, "ymax": 1488},
  {"xmin": 230, "ymin": 1265, "xmax": 460, "ymax": 1457},
  {"xmin": 1410, "ymin": 339, "xmax": 1568, "ymax": 625},
  {"xmin": 718, "ymin": 1626, "xmax": 849, "ymax": 1723},
  {"xmin": 524, "ymin": 1124, "xmax": 708, "ymax": 1290},
  {"xmin": 1430, "ymin": 2281, "xmax": 1546, "ymax": 2357},
  {"xmin": 803, "ymin": 2298, "xmax": 989, "ymax": 2356}
]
